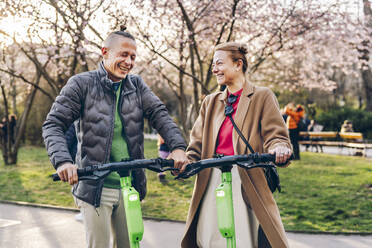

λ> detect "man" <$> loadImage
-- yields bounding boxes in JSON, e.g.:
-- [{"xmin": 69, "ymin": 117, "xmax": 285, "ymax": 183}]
[{"xmin": 42, "ymin": 27, "xmax": 188, "ymax": 248}]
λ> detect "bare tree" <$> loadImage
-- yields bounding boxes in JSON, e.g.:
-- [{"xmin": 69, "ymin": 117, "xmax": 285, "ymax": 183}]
[
  {"xmin": 109, "ymin": 0, "xmax": 242, "ymax": 135},
  {"xmin": 0, "ymin": 0, "xmax": 108, "ymax": 164},
  {"xmin": 108, "ymin": 0, "xmax": 350, "ymax": 136}
]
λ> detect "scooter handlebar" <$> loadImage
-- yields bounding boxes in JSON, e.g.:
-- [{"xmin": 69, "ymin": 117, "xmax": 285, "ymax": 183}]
[
  {"xmin": 176, "ymin": 153, "xmax": 290, "ymax": 179},
  {"xmin": 51, "ymin": 158, "xmax": 176, "ymax": 182}
]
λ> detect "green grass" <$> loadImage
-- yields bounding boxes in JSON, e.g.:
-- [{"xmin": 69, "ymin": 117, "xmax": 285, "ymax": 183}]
[
  {"xmin": 0, "ymin": 146, "xmax": 74, "ymax": 206},
  {"xmin": 0, "ymin": 141, "xmax": 194, "ymax": 221},
  {"xmin": 274, "ymin": 152, "xmax": 372, "ymax": 232},
  {"xmin": 1, "ymin": 144, "xmax": 372, "ymax": 232}
]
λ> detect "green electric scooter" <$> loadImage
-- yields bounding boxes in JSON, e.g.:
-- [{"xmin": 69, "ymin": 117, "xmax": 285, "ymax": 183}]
[
  {"xmin": 52, "ymin": 158, "xmax": 175, "ymax": 248},
  {"xmin": 176, "ymin": 153, "xmax": 282, "ymax": 248}
]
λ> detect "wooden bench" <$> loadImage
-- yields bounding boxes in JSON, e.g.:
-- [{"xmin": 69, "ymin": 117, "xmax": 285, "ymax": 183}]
[{"xmin": 299, "ymin": 131, "xmax": 372, "ymax": 157}]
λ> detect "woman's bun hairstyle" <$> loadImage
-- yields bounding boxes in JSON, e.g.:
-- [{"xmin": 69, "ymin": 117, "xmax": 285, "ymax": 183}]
[
  {"xmin": 238, "ymin": 44, "xmax": 248, "ymax": 55},
  {"xmin": 120, "ymin": 25, "xmax": 127, "ymax": 32},
  {"xmin": 215, "ymin": 42, "xmax": 249, "ymax": 73}
]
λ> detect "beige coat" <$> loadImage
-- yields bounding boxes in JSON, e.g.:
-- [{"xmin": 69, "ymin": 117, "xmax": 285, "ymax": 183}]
[{"xmin": 181, "ymin": 81, "xmax": 291, "ymax": 248}]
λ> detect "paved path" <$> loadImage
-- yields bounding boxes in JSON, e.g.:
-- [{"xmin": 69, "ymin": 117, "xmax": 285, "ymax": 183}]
[
  {"xmin": 300, "ymin": 144, "xmax": 372, "ymax": 158},
  {"xmin": 1, "ymin": 203, "xmax": 371, "ymax": 248}
]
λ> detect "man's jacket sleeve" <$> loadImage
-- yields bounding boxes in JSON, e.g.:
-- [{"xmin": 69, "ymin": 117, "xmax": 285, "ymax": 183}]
[
  {"xmin": 137, "ymin": 76, "xmax": 187, "ymax": 151},
  {"xmin": 42, "ymin": 77, "xmax": 84, "ymax": 169}
]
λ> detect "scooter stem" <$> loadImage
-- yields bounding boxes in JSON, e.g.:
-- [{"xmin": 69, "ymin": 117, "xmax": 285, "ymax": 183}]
[
  {"xmin": 216, "ymin": 166, "xmax": 236, "ymax": 248},
  {"xmin": 120, "ymin": 175, "xmax": 144, "ymax": 248}
]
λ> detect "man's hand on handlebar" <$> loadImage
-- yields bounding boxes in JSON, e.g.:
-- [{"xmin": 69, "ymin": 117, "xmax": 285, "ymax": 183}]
[
  {"xmin": 167, "ymin": 149, "xmax": 189, "ymax": 175},
  {"xmin": 268, "ymin": 146, "xmax": 292, "ymax": 166},
  {"xmin": 56, "ymin": 162, "xmax": 78, "ymax": 185}
]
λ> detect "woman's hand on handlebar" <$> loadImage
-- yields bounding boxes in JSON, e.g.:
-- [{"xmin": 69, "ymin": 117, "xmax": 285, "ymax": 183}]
[
  {"xmin": 268, "ymin": 146, "xmax": 292, "ymax": 166},
  {"xmin": 56, "ymin": 162, "xmax": 78, "ymax": 185}
]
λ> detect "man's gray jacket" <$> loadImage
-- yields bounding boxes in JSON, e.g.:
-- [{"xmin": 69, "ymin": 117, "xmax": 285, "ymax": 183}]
[{"xmin": 42, "ymin": 62, "xmax": 186, "ymax": 207}]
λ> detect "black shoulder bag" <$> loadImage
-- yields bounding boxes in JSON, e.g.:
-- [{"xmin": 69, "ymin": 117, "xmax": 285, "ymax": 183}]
[{"xmin": 224, "ymin": 94, "xmax": 281, "ymax": 193}]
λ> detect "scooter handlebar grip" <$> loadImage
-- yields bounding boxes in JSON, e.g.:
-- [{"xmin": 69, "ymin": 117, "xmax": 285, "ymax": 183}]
[
  {"xmin": 51, "ymin": 168, "xmax": 85, "ymax": 181},
  {"xmin": 162, "ymin": 159, "xmax": 174, "ymax": 168},
  {"xmin": 251, "ymin": 153, "xmax": 275, "ymax": 163},
  {"xmin": 261, "ymin": 153, "xmax": 276, "ymax": 162},
  {"xmin": 52, "ymin": 173, "xmax": 60, "ymax": 181}
]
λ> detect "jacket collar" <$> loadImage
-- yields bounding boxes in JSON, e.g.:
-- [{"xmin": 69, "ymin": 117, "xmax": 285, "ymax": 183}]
[
  {"xmin": 217, "ymin": 78, "xmax": 254, "ymax": 102},
  {"xmin": 217, "ymin": 78, "xmax": 255, "ymax": 152},
  {"xmin": 97, "ymin": 61, "xmax": 136, "ymax": 94}
]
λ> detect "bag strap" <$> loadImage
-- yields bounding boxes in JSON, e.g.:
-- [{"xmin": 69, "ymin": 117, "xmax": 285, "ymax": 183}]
[
  {"xmin": 226, "ymin": 107, "xmax": 281, "ymax": 193},
  {"xmin": 226, "ymin": 114, "xmax": 255, "ymax": 154}
]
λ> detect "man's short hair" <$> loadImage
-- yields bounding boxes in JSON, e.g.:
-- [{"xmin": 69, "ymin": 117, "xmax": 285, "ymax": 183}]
[{"xmin": 103, "ymin": 25, "xmax": 135, "ymax": 48}]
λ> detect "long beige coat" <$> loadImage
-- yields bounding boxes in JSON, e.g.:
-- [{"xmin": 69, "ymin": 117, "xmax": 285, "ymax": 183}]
[{"xmin": 181, "ymin": 81, "xmax": 292, "ymax": 248}]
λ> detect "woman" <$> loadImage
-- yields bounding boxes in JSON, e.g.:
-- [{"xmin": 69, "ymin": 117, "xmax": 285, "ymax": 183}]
[
  {"xmin": 181, "ymin": 42, "xmax": 292, "ymax": 248},
  {"xmin": 284, "ymin": 103, "xmax": 304, "ymax": 160}
]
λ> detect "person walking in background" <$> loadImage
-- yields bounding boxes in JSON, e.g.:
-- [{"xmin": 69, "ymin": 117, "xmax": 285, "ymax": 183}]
[
  {"xmin": 181, "ymin": 42, "xmax": 292, "ymax": 248},
  {"xmin": 157, "ymin": 134, "xmax": 170, "ymax": 182},
  {"xmin": 285, "ymin": 103, "xmax": 304, "ymax": 160},
  {"xmin": 0, "ymin": 117, "xmax": 6, "ymax": 145},
  {"xmin": 307, "ymin": 119, "xmax": 323, "ymax": 153},
  {"xmin": 0, "ymin": 115, "xmax": 17, "ymax": 145},
  {"xmin": 8, "ymin": 114, "xmax": 17, "ymax": 144},
  {"xmin": 280, "ymin": 108, "xmax": 288, "ymax": 123}
]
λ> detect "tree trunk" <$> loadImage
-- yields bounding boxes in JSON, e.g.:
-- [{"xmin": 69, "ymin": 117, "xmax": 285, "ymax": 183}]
[
  {"xmin": 362, "ymin": 0, "xmax": 372, "ymax": 110},
  {"xmin": 361, "ymin": 67, "xmax": 372, "ymax": 111},
  {"xmin": 10, "ymin": 57, "xmax": 18, "ymax": 116},
  {"xmin": 178, "ymin": 26, "xmax": 189, "ymax": 139},
  {"xmin": 11, "ymin": 80, "xmax": 17, "ymax": 116},
  {"xmin": 0, "ymin": 83, "xmax": 11, "ymax": 165},
  {"xmin": 2, "ymin": 148, "xmax": 18, "ymax": 165},
  {"xmin": 8, "ymin": 150, "xmax": 18, "ymax": 164},
  {"xmin": 0, "ymin": 74, "xmax": 40, "ymax": 165},
  {"xmin": 178, "ymin": 68, "xmax": 189, "ymax": 138},
  {"xmin": 189, "ymin": 44, "xmax": 200, "ymax": 115},
  {"xmin": 2, "ymin": 148, "xmax": 8, "ymax": 165}
]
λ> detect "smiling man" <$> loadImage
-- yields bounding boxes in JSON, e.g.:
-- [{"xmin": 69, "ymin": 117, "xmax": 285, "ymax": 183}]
[{"xmin": 42, "ymin": 26, "xmax": 188, "ymax": 248}]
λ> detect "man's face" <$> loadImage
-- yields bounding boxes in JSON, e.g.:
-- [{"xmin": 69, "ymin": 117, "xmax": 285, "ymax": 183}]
[{"xmin": 102, "ymin": 37, "xmax": 137, "ymax": 82}]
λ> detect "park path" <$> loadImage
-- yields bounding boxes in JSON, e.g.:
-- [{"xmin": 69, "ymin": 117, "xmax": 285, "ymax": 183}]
[
  {"xmin": 300, "ymin": 144, "xmax": 372, "ymax": 157},
  {"xmin": 1, "ymin": 202, "xmax": 371, "ymax": 248}
]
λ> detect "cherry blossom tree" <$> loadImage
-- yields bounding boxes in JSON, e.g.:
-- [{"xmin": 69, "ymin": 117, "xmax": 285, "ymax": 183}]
[
  {"xmin": 0, "ymin": 0, "xmax": 108, "ymax": 164},
  {"xmin": 0, "ymin": 0, "xmax": 370, "ymax": 154},
  {"xmin": 248, "ymin": 1, "xmax": 371, "ymax": 111},
  {"xmin": 109, "ymin": 0, "xmax": 243, "ymax": 135},
  {"xmin": 107, "ymin": 0, "xmax": 366, "ymax": 135}
]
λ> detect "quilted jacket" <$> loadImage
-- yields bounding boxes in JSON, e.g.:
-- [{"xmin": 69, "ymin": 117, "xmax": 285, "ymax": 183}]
[{"xmin": 42, "ymin": 62, "xmax": 186, "ymax": 207}]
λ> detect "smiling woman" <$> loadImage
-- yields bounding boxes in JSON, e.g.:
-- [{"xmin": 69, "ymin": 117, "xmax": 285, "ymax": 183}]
[{"xmin": 181, "ymin": 42, "xmax": 292, "ymax": 248}]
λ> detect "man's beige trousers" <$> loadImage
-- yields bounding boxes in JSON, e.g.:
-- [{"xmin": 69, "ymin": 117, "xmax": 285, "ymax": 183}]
[{"xmin": 76, "ymin": 187, "xmax": 130, "ymax": 248}]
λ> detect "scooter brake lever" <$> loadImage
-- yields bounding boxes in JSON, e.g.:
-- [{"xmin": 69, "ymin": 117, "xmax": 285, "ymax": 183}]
[
  {"xmin": 162, "ymin": 167, "xmax": 179, "ymax": 172},
  {"xmin": 78, "ymin": 169, "xmax": 111, "ymax": 181},
  {"xmin": 146, "ymin": 164, "xmax": 164, "ymax": 173}
]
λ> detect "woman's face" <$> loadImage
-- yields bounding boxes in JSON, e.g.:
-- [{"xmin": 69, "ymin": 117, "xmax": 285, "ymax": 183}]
[{"xmin": 212, "ymin": 50, "xmax": 240, "ymax": 86}]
